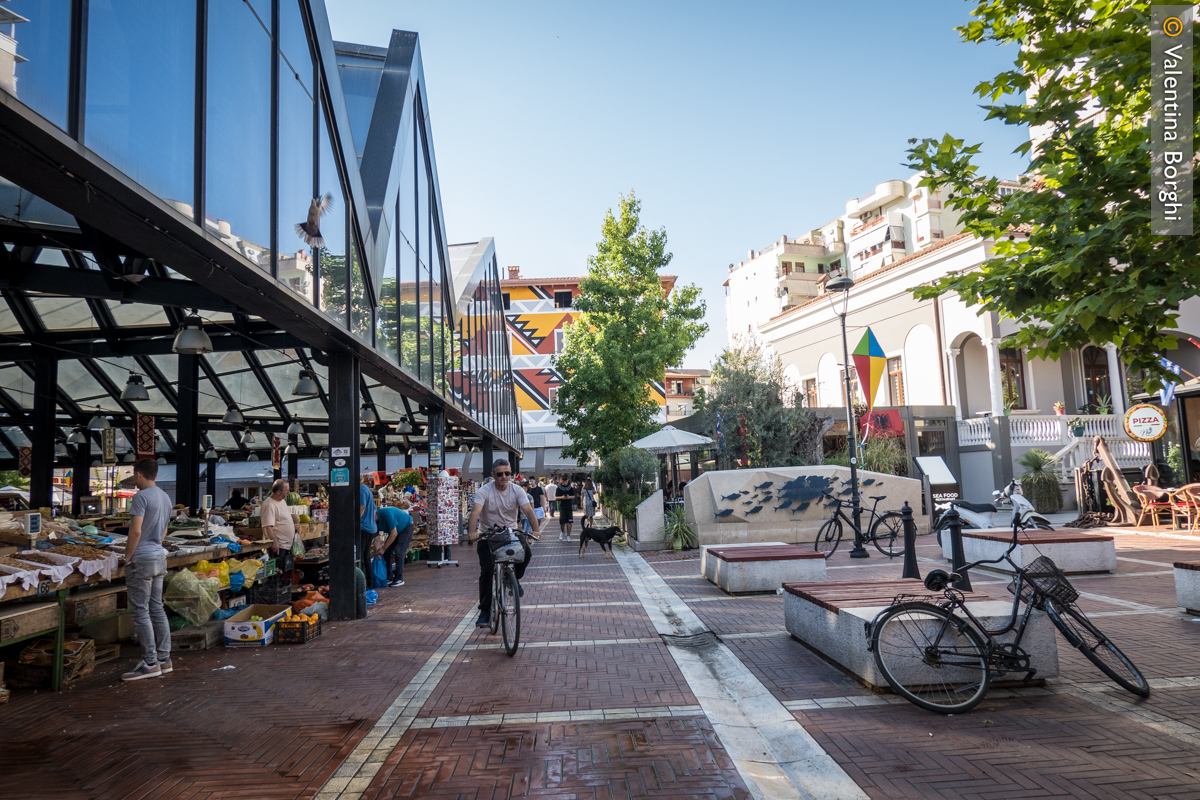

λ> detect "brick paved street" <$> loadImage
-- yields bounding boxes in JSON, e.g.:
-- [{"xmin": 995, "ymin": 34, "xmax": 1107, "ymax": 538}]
[{"xmin": 3, "ymin": 528, "xmax": 1200, "ymax": 799}]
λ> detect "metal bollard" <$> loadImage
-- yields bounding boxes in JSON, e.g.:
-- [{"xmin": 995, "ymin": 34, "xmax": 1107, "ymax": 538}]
[
  {"xmin": 944, "ymin": 505, "xmax": 972, "ymax": 591},
  {"xmin": 900, "ymin": 501, "xmax": 921, "ymax": 580}
]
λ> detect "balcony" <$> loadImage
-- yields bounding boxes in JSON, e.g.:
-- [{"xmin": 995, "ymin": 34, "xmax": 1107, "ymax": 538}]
[{"xmin": 850, "ymin": 215, "xmax": 886, "ymax": 237}]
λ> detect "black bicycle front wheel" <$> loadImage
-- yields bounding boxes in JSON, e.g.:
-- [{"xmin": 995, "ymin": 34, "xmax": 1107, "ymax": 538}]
[
  {"xmin": 489, "ymin": 568, "xmax": 501, "ymax": 635},
  {"xmin": 870, "ymin": 511, "xmax": 906, "ymax": 557},
  {"xmin": 871, "ymin": 601, "xmax": 991, "ymax": 714},
  {"xmin": 500, "ymin": 567, "xmax": 521, "ymax": 656},
  {"xmin": 814, "ymin": 516, "xmax": 842, "ymax": 558},
  {"xmin": 1044, "ymin": 598, "xmax": 1149, "ymax": 697}
]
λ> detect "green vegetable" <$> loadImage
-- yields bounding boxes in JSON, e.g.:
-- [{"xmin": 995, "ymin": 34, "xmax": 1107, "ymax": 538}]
[
  {"xmin": 249, "ymin": 615, "xmax": 263, "ymax": 621},
  {"xmin": 285, "ymin": 492, "xmax": 302, "ymax": 506}
]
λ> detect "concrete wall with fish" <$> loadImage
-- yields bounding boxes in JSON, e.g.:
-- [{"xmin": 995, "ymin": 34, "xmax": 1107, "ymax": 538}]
[{"xmin": 683, "ymin": 467, "xmax": 923, "ymax": 546}]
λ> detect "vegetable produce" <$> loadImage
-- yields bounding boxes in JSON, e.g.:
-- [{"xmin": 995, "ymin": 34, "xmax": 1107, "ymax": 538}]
[
  {"xmin": 285, "ymin": 492, "xmax": 302, "ymax": 506},
  {"xmin": 298, "ymin": 514, "xmax": 312, "ymax": 523},
  {"xmin": 250, "ymin": 615, "xmax": 263, "ymax": 621}
]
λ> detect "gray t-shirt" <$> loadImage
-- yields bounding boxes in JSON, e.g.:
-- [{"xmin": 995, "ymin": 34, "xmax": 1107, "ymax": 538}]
[
  {"xmin": 474, "ymin": 481, "xmax": 528, "ymax": 530},
  {"xmin": 129, "ymin": 485, "xmax": 172, "ymax": 561}
]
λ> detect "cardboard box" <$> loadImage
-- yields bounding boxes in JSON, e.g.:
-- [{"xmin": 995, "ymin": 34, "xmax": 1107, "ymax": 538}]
[{"xmin": 222, "ymin": 604, "xmax": 291, "ymax": 647}]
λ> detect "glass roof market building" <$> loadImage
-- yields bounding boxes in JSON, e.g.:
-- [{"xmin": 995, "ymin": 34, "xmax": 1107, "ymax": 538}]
[{"xmin": 0, "ymin": 0, "xmax": 520, "ymax": 612}]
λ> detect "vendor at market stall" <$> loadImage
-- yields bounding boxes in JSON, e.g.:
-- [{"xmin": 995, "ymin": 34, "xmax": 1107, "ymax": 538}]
[
  {"xmin": 260, "ymin": 479, "xmax": 297, "ymax": 554},
  {"xmin": 122, "ymin": 458, "xmax": 173, "ymax": 682},
  {"xmin": 375, "ymin": 501, "xmax": 414, "ymax": 587}
]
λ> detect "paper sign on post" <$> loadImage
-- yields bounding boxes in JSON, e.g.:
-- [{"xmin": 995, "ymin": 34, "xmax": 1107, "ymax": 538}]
[
  {"xmin": 330, "ymin": 467, "xmax": 350, "ymax": 487},
  {"xmin": 331, "ymin": 447, "xmax": 350, "ymax": 458}
]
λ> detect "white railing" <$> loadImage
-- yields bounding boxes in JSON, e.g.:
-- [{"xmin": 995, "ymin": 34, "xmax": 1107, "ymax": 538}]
[
  {"xmin": 958, "ymin": 414, "xmax": 1128, "ymax": 448},
  {"xmin": 1048, "ymin": 437, "xmax": 1152, "ymax": 482},
  {"xmin": 958, "ymin": 418, "xmax": 991, "ymax": 447}
]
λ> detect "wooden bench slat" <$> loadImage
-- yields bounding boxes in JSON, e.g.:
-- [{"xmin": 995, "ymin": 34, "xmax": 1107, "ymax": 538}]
[
  {"xmin": 962, "ymin": 530, "xmax": 1113, "ymax": 544},
  {"xmin": 708, "ymin": 545, "xmax": 824, "ymax": 563},
  {"xmin": 1175, "ymin": 561, "xmax": 1200, "ymax": 572},
  {"xmin": 782, "ymin": 578, "xmax": 998, "ymax": 612}
]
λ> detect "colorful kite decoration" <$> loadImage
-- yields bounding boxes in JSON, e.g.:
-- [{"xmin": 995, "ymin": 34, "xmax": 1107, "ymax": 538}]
[{"xmin": 852, "ymin": 328, "xmax": 886, "ymax": 440}]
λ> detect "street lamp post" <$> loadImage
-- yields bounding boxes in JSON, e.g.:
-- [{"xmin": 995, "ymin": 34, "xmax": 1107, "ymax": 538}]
[{"xmin": 826, "ymin": 274, "xmax": 868, "ymax": 559}]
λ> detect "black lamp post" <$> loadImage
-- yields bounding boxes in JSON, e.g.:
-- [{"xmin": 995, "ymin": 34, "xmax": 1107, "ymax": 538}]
[{"xmin": 826, "ymin": 274, "xmax": 868, "ymax": 559}]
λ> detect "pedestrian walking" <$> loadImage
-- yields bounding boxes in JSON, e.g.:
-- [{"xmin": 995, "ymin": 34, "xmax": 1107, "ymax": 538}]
[
  {"xmin": 581, "ymin": 477, "xmax": 597, "ymax": 530},
  {"xmin": 528, "ymin": 479, "xmax": 546, "ymax": 529},
  {"xmin": 122, "ymin": 458, "xmax": 173, "ymax": 681},
  {"xmin": 544, "ymin": 478, "xmax": 557, "ymax": 520},
  {"xmin": 558, "ymin": 476, "xmax": 577, "ymax": 541}
]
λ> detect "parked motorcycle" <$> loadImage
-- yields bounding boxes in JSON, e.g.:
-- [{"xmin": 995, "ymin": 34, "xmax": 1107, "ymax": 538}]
[{"xmin": 933, "ymin": 480, "xmax": 1053, "ymax": 544}]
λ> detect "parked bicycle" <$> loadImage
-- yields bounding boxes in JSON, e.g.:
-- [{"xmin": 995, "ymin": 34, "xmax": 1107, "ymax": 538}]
[
  {"xmin": 481, "ymin": 525, "xmax": 538, "ymax": 656},
  {"xmin": 814, "ymin": 493, "xmax": 906, "ymax": 558},
  {"xmin": 866, "ymin": 497, "xmax": 1148, "ymax": 714}
]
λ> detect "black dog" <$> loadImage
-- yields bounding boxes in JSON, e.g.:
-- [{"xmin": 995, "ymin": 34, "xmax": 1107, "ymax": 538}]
[{"xmin": 578, "ymin": 525, "xmax": 622, "ymax": 559}]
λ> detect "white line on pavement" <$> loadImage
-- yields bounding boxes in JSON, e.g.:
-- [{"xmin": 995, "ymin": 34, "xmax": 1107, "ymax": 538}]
[
  {"xmin": 464, "ymin": 636, "xmax": 661, "ymax": 650},
  {"xmin": 408, "ymin": 704, "xmax": 706, "ymax": 727},
  {"xmin": 615, "ymin": 546, "xmax": 869, "ymax": 800}
]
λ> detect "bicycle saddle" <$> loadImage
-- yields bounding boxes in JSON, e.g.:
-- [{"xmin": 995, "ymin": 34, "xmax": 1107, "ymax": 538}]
[
  {"xmin": 924, "ymin": 569, "xmax": 952, "ymax": 591},
  {"xmin": 954, "ymin": 501, "xmax": 997, "ymax": 514},
  {"xmin": 868, "ymin": 495, "xmax": 886, "ymax": 502}
]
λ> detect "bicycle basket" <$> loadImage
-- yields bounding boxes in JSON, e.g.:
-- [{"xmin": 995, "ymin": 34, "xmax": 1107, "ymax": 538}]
[
  {"xmin": 1008, "ymin": 555, "xmax": 1078, "ymax": 607},
  {"xmin": 487, "ymin": 530, "xmax": 525, "ymax": 563}
]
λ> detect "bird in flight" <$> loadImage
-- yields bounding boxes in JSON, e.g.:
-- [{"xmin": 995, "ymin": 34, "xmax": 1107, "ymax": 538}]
[{"xmin": 295, "ymin": 193, "xmax": 333, "ymax": 248}]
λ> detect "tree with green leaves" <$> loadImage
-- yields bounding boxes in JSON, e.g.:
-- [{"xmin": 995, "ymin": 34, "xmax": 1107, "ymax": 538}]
[
  {"xmin": 700, "ymin": 335, "xmax": 829, "ymax": 468},
  {"xmin": 556, "ymin": 192, "xmax": 708, "ymax": 463},
  {"xmin": 907, "ymin": 1, "xmax": 1199, "ymax": 389}
]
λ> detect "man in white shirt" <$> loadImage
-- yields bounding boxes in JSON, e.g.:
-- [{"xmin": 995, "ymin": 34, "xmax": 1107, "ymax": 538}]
[
  {"xmin": 467, "ymin": 460, "xmax": 540, "ymax": 626},
  {"xmin": 260, "ymin": 479, "xmax": 297, "ymax": 555}
]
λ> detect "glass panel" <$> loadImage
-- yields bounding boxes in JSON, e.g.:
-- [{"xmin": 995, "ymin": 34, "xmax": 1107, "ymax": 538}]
[
  {"xmin": 0, "ymin": 178, "xmax": 80, "ymax": 227},
  {"xmin": 264, "ymin": 361, "xmax": 302, "ymax": 400},
  {"xmin": 0, "ymin": 303, "xmax": 18, "ymax": 334},
  {"xmin": 399, "ymin": 123, "xmax": 418, "ymax": 376},
  {"xmin": 35, "ymin": 249, "xmax": 68, "ymax": 266},
  {"xmin": 256, "ymin": 348, "xmax": 294, "ymax": 366},
  {"xmin": 195, "ymin": 377, "xmax": 229, "ymax": 416},
  {"xmin": 0, "ymin": 367, "xmax": 35, "ymax": 409},
  {"xmin": 336, "ymin": 60, "xmax": 382, "ymax": 160},
  {"xmin": 57, "ymin": 362, "xmax": 111, "ymax": 407},
  {"xmin": 105, "ymin": 301, "xmax": 167, "ymax": 327},
  {"xmin": 284, "ymin": 397, "xmax": 325, "ymax": 418},
  {"xmin": 207, "ymin": 350, "xmax": 248, "ymax": 373},
  {"xmin": 417, "ymin": 113, "xmax": 430, "ymax": 384},
  {"xmin": 317, "ymin": 103, "xmax": 347, "ymax": 327},
  {"xmin": 7, "ymin": 0, "xmax": 71, "ymax": 129},
  {"xmin": 206, "ymin": 0, "xmax": 272, "ymax": 269},
  {"xmin": 31, "ymin": 297, "xmax": 99, "ymax": 330},
  {"xmin": 277, "ymin": 0, "xmax": 315, "ymax": 301},
  {"xmin": 85, "ymin": 0, "xmax": 196, "ymax": 206},
  {"xmin": 214, "ymin": 369, "xmax": 264, "ymax": 406},
  {"xmin": 378, "ymin": 220, "xmax": 398, "ymax": 363},
  {"xmin": 350, "ymin": 236, "xmax": 371, "ymax": 340},
  {"xmin": 206, "ymin": 429, "xmax": 239, "ymax": 450},
  {"xmin": 147, "ymin": 355, "xmax": 178, "ymax": 384}
]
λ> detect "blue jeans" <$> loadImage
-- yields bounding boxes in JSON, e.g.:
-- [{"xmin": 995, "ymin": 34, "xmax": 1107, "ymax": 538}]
[
  {"xmin": 383, "ymin": 522, "xmax": 415, "ymax": 581},
  {"xmin": 126, "ymin": 554, "xmax": 171, "ymax": 666}
]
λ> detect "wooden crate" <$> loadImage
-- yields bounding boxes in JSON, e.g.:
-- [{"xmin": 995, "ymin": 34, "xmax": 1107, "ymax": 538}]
[
  {"xmin": 171, "ymin": 620, "xmax": 224, "ymax": 651},
  {"xmin": 64, "ymin": 585, "xmax": 127, "ymax": 627},
  {"xmin": 0, "ymin": 601, "xmax": 60, "ymax": 644}
]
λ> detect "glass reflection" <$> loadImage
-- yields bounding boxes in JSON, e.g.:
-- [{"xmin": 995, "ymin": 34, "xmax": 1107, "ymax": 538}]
[
  {"xmin": 206, "ymin": 0, "xmax": 272, "ymax": 269},
  {"xmin": 417, "ymin": 112, "xmax": 430, "ymax": 384},
  {"xmin": 399, "ymin": 115, "xmax": 418, "ymax": 376},
  {"xmin": 350, "ymin": 235, "xmax": 371, "ymax": 341},
  {"xmin": 378, "ymin": 219, "xmax": 398, "ymax": 363},
  {"xmin": 316, "ymin": 105, "xmax": 346, "ymax": 327},
  {"xmin": 85, "ymin": 0, "xmax": 195, "ymax": 207},
  {"xmin": 277, "ymin": 0, "xmax": 315, "ymax": 301},
  {"xmin": 6, "ymin": 0, "xmax": 70, "ymax": 129}
]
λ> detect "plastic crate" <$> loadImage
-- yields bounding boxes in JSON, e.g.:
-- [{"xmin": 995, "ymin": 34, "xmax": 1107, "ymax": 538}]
[
  {"xmin": 248, "ymin": 580, "xmax": 291, "ymax": 605},
  {"xmin": 275, "ymin": 616, "xmax": 321, "ymax": 644}
]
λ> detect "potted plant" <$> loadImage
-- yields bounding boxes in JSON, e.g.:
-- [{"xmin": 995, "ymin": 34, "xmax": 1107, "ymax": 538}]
[
  {"xmin": 1053, "ymin": 401, "xmax": 1065, "ymax": 415},
  {"xmin": 1095, "ymin": 394, "xmax": 1112, "ymax": 415},
  {"xmin": 1066, "ymin": 417, "xmax": 1086, "ymax": 437},
  {"xmin": 1018, "ymin": 449, "xmax": 1064, "ymax": 514},
  {"xmin": 1003, "ymin": 383, "xmax": 1020, "ymax": 415},
  {"xmin": 664, "ymin": 505, "xmax": 697, "ymax": 551}
]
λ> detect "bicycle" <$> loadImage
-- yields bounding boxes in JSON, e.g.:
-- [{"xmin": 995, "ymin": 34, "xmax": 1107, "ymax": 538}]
[
  {"xmin": 813, "ymin": 493, "xmax": 907, "ymax": 558},
  {"xmin": 481, "ymin": 525, "xmax": 538, "ymax": 656},
  {"xmin": 865, "ymin": 515, "xmax": 1149, "ymax": 714}
]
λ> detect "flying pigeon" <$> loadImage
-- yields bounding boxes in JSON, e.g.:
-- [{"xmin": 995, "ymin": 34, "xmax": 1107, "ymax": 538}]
[
  {"xmin": 746, "ymin": 505, "xmax": 763, "ymax": 514},
  {"xmin": 773, "ymin": 499, "xmax": 794, "ymax": 511},
  {"xmin": 754, "ymin": 481, "xmax": 773, "ymax": 491},
  {"xmin": 295, "ymin": 193, "xmax": 333, "ymax": 248},
  {"xmin": 715, "ymin": 509, "xmax": 734, "ymax": 518}
]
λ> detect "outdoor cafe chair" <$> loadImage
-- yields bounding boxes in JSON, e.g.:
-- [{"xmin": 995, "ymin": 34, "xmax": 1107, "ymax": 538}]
[{"xmin": 1133, "ymin": 484, "xmax": 1173, "ymax": 530}]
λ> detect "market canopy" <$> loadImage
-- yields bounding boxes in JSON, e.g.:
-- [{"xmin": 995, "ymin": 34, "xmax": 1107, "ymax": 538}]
[{"xmin": 630, "ymin": 425, "xmax": 714, "ymax": 455}]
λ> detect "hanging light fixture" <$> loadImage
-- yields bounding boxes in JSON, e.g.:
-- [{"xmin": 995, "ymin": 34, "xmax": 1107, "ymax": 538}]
[
  {"xmin": 360, "ymin": 403, "xmax": 377, "ymax": 424},
  {"xmin": 55, "ymin": 441, "xmax": 70, "ymax": 457},
  {"xmin": 458, "ymin": 442, "xmax": 468, "ymax": 453},
  {"xmin": 67, "ymin": 427, "xmax": 88, "ymax": 445},
  {"xmin": 172, "ymin": 311, "xmax": 213, "ymax": 355},
  {"xmin": 292, "ymin": 369, "xmax": 319, "ymax": 397},
  {"xmin": 222, "ymin": 404, "xmax": 244, "ymax": 425},
  {"xmin": 156, "ymin": 455, "xmax": 167, "ymax": 465},
  {"xmin": 286, "ymin": 421, "xmax": 304, "ymax": 435},
  {"xmin": 363, "ymin": 435, "xmax": 376, "ymax": 452},
  {"xmin": 388, "ymin": 445, "xmax": 400, "ymax": 455},
  {"xmin": 395, "ymin": 419, "xmax": 412, "ymax": 434},
  {"xmin": 122, "ymin": 451, "xmax": 135, "ymax": 463},
  {"xmin": 91, "ymin": 458, "xmax": 101, "ymax": 468},
  {"xmin": 406, "ymin": 447, "xmax": 417, "ymax": 456},
  {"xmin": 218, "ymin": 453, "xmax": 230, "ymax": 463},
  {"xmin": 87, "ymin": 408, "xmax": 110, "ymax": 430},
  {"xmin": 204, "ymin": 447, "xmax": 217, "ymax": 460},
  {"xmin": 247, "ymin": 452, "xmax": 260, "ymax": 462},
  {"xmin": 319, "ymin": 449, "xmax": 329, "ymax": 458},
  {"xmin": 471, "ymin": 445, "xmax": 482, "ymax": 453},
  {"xmin": 120, "ymin": 373, "xmax": 150, "ymax": 402},
  {"xmin": 285, "ymin": 444, "xmax": 297, "ymax": 455},
  {"xmin": 242, "ymin": 429, "xmax": 256, "ymax": 444}
]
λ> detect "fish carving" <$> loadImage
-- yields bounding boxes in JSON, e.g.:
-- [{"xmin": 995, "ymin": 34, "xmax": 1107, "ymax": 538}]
[
  {"xmin": 753, "ymin": 481, "xmax": 774, "ymax": 491},
  {"xmin": 715, "ymin": 509, "xmax": 734, "ymax": 518},
  {"xmin": 746, "ymin": 505, "xmax": 763, "ymax": 514}
]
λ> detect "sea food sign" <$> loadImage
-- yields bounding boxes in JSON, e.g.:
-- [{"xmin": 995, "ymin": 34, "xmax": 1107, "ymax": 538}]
[{"xmin": 1124, "ymin": 404, "xmax": 1168, "ymax": 442}]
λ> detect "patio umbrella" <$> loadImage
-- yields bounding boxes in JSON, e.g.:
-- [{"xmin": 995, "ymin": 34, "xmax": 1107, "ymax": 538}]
[{"xmin": 629, "ymin": 426, "xmax": 715, "ymax": 498}]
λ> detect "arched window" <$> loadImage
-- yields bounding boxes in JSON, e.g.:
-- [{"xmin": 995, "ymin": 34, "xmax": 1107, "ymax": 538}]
[
  {"xmin": 1082, "ymin": 346, "xmax": 1110, "ymax": 411},
  {"xmin": 999, "ymin": 347, "xmax": 1027, "ymax": 410}
]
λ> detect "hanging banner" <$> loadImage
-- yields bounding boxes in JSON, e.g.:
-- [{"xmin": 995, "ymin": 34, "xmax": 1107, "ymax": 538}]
[
  {"xmin": 135, "ymin": 414, "xmax": 156, "ymax": 459},
  {"xmin": 859, "ymin": 409, "xmax": 904, "ymax": 439},
  {"xmin": 271, "ymin": 436, "xmax": 282, "ymax": 470},
  {"xmin": 18, "ymin": 447, "xmax": 31, "ymax": 478},
  {"xmin": 101, "ymin": 429, "xmax": 117, "ymax": 465}
]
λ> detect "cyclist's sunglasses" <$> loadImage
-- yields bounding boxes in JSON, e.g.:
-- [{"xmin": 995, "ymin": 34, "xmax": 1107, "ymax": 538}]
[{"xmin": 494, "ymin": 470, "xmax": 512, "ymax": 477}]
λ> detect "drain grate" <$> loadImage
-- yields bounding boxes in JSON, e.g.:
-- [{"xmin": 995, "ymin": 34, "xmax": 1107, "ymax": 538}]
[{"xmin": 660, "ymin": 631, "xmax": 722, "ymax": 648}]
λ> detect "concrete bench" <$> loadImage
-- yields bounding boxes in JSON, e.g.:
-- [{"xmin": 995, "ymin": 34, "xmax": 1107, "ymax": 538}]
[
  {"xmin": 783, "ymin": 579, "xmax": 1059, "ymax": 691},
  {"xmin": 941, "ymin": 529, "xmax": 1116, "ymax": 574},
  {"xmin": 702, "ymin": 544, "xmax": 826, "ymax": 593},
  {"xmin": 1174, "ymin": 562, "xmax": 1200, "ymax": 614},
  {"xmin": 699, "ymin": 541, "xmax": 787, "ymax": 577}
]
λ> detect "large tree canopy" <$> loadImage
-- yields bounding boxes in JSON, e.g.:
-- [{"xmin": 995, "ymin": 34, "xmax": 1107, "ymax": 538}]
[
  {"xmin": 907, "ymin": 0, "xmax": 1199, "ymax": 388},
  {"xmin": 555, "ymin": 192, "xmax": 707, "ymax": 463}
]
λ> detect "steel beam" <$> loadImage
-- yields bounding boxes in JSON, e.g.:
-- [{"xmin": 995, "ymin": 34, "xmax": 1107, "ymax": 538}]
[{"xmin": 328, "ymin": 350, "xmax": 361, "ymax": 621}]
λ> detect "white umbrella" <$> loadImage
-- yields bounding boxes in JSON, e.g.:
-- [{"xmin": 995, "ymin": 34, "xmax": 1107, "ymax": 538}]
[{"xmin": 629, "ymin": 425, "xmax": 714, "ymax": 455}]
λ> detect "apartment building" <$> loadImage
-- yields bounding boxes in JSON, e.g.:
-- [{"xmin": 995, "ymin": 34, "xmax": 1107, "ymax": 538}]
[{"xmin": 664, "ymin": 369, "xmax": 712, "ymax": 421}]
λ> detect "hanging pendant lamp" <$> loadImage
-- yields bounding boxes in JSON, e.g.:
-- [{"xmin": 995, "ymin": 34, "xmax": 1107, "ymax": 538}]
[
  {"xmin": 120, "ymin": 373, "xmax": 150, "ymax": 402},
  {"xmin": 204, "ymin": 448, "xmax": 217, "ymax": 460},
  {"xmin": 218, "ymin": 454, "xmax": 229, "ymax": 464},
  {"xmin": 286, "ymin": 421, "xmax": 304, "ymax": 435},
  {"xmin": 172, "ymin": 312, "xmax": 213, "ymax": 355},
  {"xmin": 292, "ymin": 369, "xmax": 319, "ymax": 396},
  {"xmin": 360, "ymin": 403, "xmax": 377, "ymax": 424},
  {"xmin": 246, "ymin": 452, "xmax": 260, "ymax": 462},
  {"xmin": 88, "ymin": 408, "xmax": 111, "ymax": 430},
  {"xmin": 222, "ymin": 404, "xmax": 244, "ymax": 425},
  {"xmin": 319, "ymin": 449, "xmax": 329, "ymax": 458},
  {"xmin": 67, "ymin": 427, "xmax": 88, "ymax": 445}
]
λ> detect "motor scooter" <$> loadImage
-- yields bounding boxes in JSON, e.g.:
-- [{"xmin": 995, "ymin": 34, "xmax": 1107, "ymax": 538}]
[{"xmin": 933, "ymin": 480, "xmax": 1053, "ymax": 543}]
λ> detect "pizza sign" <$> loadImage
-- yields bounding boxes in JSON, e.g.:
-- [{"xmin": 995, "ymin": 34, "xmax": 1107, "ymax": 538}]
[{"xmin": 1124, "ymin": 404, "xmax": 1168, "ymax": 442}]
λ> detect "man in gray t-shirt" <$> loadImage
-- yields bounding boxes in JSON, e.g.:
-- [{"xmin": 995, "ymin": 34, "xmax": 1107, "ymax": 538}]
[{"xmin": 122, "ymin": 458, "xmax": 174, "ymax": 681}]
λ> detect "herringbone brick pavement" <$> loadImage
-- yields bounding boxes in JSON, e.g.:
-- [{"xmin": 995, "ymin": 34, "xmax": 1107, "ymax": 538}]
[{"xmin": 360, "ymin": 716, "xmax": 752, "ymax": 800}]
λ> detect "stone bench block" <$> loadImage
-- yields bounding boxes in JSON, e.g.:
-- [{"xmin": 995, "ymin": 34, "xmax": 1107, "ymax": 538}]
[
  {"xmin": 941, "ymin": 529, "xmax": 1116, "ymax": 574},
  {"xmin": 782, "ymin": 579, "xmax": 1058, "ymax": 691},
  {"xmin": 702, "ymin": 545, "xmax": 825, "ymax": 593},
  {"xmin": 1175, "ymin": 562, "xmax": 1200, "ymax": 614}
]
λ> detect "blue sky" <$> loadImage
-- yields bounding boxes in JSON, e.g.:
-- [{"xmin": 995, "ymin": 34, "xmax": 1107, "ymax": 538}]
[{"xmin": 327, "ymin": 0, "xmax": 1030, "ymax": 368}]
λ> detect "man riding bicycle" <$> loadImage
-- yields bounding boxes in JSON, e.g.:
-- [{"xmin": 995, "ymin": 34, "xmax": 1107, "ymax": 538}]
[{"xmin": 467, "ymin": 459, "xmax": 541, "ymax": 627}]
